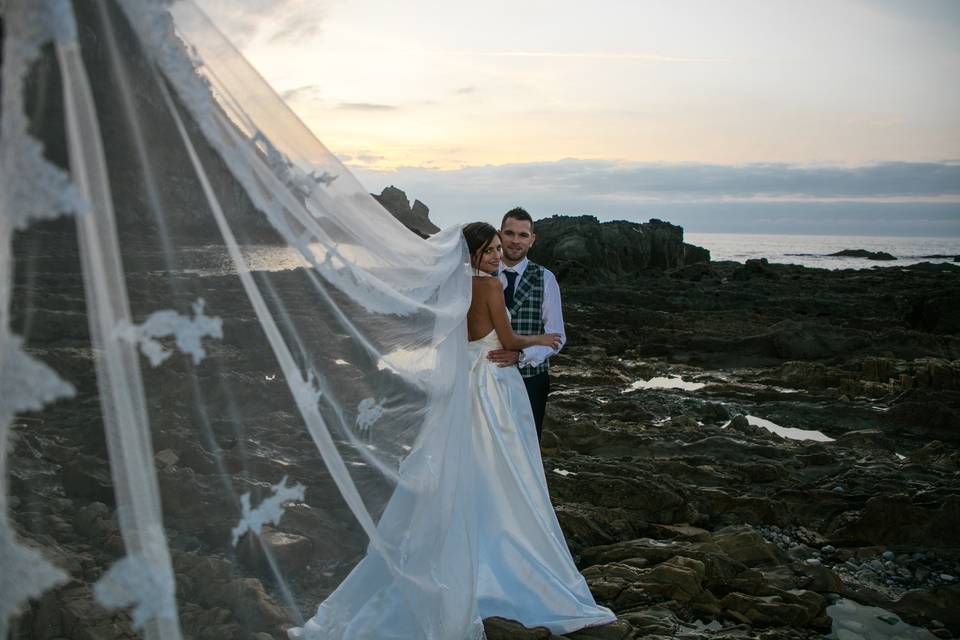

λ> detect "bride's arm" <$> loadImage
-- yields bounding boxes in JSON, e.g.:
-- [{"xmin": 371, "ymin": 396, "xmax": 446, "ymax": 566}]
[{"xmin": 481, "ymin": 279, "xmax": 560, "ymax": 350}]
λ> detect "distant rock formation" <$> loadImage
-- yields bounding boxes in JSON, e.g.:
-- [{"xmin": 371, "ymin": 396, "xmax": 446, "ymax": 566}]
[
  {"xmin": 829, "ymin": 249, "xmax": 897, "ymax": 261},
  {"xmin": 372, "ymin": 186, "xmax": 440, "ymax": 238},
  {"xmin": 527, "ymin": 215, "xmax": 710, "ymax": 282}
]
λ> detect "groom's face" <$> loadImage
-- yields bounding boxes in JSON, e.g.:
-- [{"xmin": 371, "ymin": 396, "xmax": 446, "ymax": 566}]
[{"xmin": 500, "ymin": 218, "xmax": 535, "ymax": 264}]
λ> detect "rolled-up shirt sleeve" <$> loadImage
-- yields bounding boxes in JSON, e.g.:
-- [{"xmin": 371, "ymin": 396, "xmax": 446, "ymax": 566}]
[{"xmin": 520, "ymin": 268, "xmax": 566, "ymax": 368}]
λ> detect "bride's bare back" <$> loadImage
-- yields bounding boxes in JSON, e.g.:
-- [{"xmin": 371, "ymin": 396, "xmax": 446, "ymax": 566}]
[{"xmin": 467, "ymin": 276, "xmax": 560, "ymax": 350}]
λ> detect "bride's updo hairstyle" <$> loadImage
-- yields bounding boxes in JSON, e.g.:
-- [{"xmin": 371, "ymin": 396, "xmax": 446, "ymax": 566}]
[{"xmin": 462, "ymin": 222, "xmax": 499, "ymax": 272}]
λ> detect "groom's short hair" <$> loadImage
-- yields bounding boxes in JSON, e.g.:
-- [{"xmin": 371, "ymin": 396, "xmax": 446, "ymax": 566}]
[{"xmin": 502, "ymin": 207, "xmax": 534, "ymax": 232}]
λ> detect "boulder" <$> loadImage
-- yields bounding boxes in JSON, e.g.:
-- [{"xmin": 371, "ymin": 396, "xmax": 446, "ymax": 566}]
[
  {"xmin": 482, "ymin": 617, "xmax": 553, "ymax": 639},
  {"xmin": 827, "ymin": 494, "xmax": 960, "ymax": 548},
  {"xmin": 732, "ymin": 258, "xmax": 779, "ymax": 280},
  {"xmin": 237, "ymin": 527, "xmax": 314, "ymax": 577},
  {"xmin": 892, "ymin": 584, "xmax": 960, "ymax": 634},
  {"xmin": 719, "ymin": 590, "xmax": 826, "ymax": 628},
  {"xmin": 712, "ymin": 525, "xmax": 789, "ymax": 567}
]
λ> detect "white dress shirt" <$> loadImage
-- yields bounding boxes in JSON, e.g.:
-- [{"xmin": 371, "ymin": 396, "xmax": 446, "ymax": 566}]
[{"xmin": 498, "ymin": 257, "xmax": 566, "ymax": 368}]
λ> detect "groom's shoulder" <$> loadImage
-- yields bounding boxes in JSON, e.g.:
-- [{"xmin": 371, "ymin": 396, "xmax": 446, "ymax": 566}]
[{"xmin": 529, "ymin": 261, "xmax": 559, "ymax": 284}]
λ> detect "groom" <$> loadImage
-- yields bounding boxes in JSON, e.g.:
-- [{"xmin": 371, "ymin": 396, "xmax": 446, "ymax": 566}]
[{"xmin": 488, "ymin": 207, "xmax": 567, "ymax": 440}]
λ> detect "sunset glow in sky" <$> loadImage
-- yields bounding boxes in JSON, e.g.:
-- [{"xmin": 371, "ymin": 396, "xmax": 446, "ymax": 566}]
[{"xmin": 195, "ymin": 0, "xmax": 960, "ymax": 233}]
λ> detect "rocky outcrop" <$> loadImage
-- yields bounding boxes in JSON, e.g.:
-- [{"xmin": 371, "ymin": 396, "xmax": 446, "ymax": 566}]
[
  {"xmin": 371, "ymin": 186, "xmax": 441, "ymax": 238},
  {"xmin": 526, "ymin": 215, "xmax": 710, "ymax": 282},
  {"xmin": 829, "ymin": 249, "xmax": 897, "ymax": 260}
]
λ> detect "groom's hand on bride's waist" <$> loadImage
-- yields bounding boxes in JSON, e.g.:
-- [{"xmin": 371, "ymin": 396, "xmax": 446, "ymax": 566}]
[{"xmin": 487, "ymin": 349, "xmax": 521, "ymax": 367}]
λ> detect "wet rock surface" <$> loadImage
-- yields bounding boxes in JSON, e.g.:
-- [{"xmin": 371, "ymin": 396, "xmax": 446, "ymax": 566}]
[{"xmin": 7, "ymin": 234, "xmax": 959, "ymax": 640}]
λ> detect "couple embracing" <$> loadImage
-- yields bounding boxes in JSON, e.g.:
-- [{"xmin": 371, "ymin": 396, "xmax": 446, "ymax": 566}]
[{"xmin": 291, "ymin": 209, "xmax": 614, "ymax": 639}]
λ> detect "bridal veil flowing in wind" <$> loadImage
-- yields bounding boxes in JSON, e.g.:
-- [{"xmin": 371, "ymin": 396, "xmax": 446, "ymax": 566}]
[
  {"xmin": 1, "ymin": 0, "xmax": 485, "ymax": 637},
  {"xmin": 1, "ymin": 1, "xmax": 609, "ymax": 638}
]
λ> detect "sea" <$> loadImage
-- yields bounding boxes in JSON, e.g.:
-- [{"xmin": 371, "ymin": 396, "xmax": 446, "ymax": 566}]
[
  {"xmin": 684, "ymin": 233, "xmax": 960, "ymax": 270},
  {"xmin": 160, "ymin": 233, "xmax": 960, "ymax": 278}
]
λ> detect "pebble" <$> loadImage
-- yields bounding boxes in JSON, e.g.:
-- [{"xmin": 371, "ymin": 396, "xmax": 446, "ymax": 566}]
[
  {"xmin": 822, "ymin": 544, "xmax": 837, "ymax": 555},
  {"xmin": 882, "ymin": 550, "xmax": 895, "ymax": 561},
  {"xmin": 940, "ymin": 573, "xmax": 955, "ymax": 582},
  {"xmin": 805, "ymin": 558, "xmax": 822, "ymax": 566},
  {"xmin": 833, "ymin": 485, "xmax": 845, "ymax": 492}
]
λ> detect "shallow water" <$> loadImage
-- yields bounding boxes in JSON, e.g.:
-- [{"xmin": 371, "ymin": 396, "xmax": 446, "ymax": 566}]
[
  {"xmin": 827, "ymin": 597, "xmax": 938, "ymax": 640},
  {"xmin": 721, "ymin": 415, "xmax": 835, "ymax": 442},
  {"xmin": 625, "ymin": 376, "xmax": 706, "ymax": 392}
]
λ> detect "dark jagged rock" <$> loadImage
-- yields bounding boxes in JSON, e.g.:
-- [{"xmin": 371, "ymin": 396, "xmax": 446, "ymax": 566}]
[
  {"xmin": 525, "ymin": 215, "xmax": 709, "ymax": 282},
  {"xmin": 372, "ymin": 186, "xmax": 441, "ymax": 238},
  {"xmin": 829, "ymin": 249, "xmax": 897, "ymax": 260}
]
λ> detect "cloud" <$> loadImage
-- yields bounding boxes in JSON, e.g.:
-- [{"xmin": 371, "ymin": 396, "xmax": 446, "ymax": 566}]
[
  {"xmin": 374, "ymin": 160, "xmax": 960, "ymax": 200},
  {"xmin": 430, "ymin": 50, "xmax": 734, "ymax": 64},
  {"xmin": 195, "ymin": 0, "xmax": 324, "ymax": 48},
  {"xmin": 352, "ymin": 160, "xmax": 960, "ymax": 235},
  {"xmin": 280, "ymin": 85, "xmax": 323, "ymax": 102},
  {"xmin": 337, "ymin": 103, "xmax": 399, "ymax": 111}
]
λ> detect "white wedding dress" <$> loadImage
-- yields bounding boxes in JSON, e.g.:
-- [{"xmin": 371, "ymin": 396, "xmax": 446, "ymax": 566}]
[
  {"xmin": 291, "ymin": 327, "xmax": 615, "ymax": 639},
  {"xmin": 468, "ymin": 329, "xmax": 615, "ymax": 634}
]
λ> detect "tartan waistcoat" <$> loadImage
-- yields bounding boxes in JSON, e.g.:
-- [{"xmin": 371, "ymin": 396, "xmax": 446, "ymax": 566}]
[{"xmin": 508, "ymin": 262, "xmax": 549, "ymax": 378}]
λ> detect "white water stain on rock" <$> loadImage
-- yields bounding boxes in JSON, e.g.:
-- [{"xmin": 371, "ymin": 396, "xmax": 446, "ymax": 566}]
[
  {"xmin": 624, "ymin": 376, "xmax": 706, "ymax": 392},
  {"xmin": 827, "ymin": 597, "xmax": 937, "ymax": 639},
  {"xmin": 552, "ymin": 468, "xmax": 576, "ymax": 477}
]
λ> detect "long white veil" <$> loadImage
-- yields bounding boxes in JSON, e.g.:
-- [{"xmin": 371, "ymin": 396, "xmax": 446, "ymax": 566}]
[{"xmin": 1, "ymin": 0, "xmax": 481, "ymax": 637}]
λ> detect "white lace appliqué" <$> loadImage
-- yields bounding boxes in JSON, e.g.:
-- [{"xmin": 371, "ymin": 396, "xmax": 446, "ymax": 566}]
[
  {"xmin": 231, "ymin": 476, "xmax": 306, "ymax": 546},
  {"xmin": 0, "ymin": 1, "xmax": 88, "ymax": 230},
  {"xmin": 93, "ymin": 554, "xmax": 177, "ymax": 630},
  {"xmin": 0, "ymin": 529, "xmax": 70, "ymax": 639},
  {"xmin": 0, "ymin": 336, "xmax": 75, "ymax": 637},
  {"xmin": 355, "ymin": 397, "xmax": 385, "ymax": 438},
  {"xmin": 0, "ymin": 335, "xmax": 77, "ymax": 423},
  {"xmin": 115, "ymin": 298, "xmax": 223, "ymax": 367}
]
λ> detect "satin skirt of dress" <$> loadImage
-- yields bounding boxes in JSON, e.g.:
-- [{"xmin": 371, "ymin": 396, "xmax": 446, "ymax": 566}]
[{"xmin": 468, "ymin": 331, "xmax": 615, "ymax": 635}]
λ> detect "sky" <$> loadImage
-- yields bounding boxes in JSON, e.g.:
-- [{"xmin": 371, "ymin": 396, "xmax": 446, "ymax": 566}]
[{"xmin": 194, "ymin": 0, "xmax": 960, "ymax": 235}]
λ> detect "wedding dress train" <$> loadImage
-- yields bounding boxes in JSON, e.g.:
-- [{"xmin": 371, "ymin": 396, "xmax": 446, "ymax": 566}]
[{"xmin": 291, "ymin": 327, "xmax": 614, "ymax": 639}]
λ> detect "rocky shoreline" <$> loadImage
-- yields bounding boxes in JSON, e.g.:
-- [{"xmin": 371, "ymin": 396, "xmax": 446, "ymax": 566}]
[
  {"xmin": 7, "ymin": 219, "xmax": 960, "ymax": 639},
  {"xmin": 535, "ymin": 257, "xmax": 960, "ymax": 639}
]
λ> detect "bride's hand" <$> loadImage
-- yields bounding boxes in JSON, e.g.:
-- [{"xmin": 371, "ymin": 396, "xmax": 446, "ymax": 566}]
[{"xmin": 537, "ymin": 333, "xmax": 562, "ymax": 349}]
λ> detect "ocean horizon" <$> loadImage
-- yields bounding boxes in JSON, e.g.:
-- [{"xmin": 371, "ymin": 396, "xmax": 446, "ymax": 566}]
[{"xmin": 684, "ymin": 232, "xmax": 960, "ymax": 270}]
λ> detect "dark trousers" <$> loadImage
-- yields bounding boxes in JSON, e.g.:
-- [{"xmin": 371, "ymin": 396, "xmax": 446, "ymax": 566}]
[{"xmin": 522, "ymin": 371, "xmax": 550, "ymax": 440}]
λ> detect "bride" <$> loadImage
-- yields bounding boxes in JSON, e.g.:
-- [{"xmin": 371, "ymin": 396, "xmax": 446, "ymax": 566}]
[
  {"xmin": 462, "ymin": 223, "xmax": 616, "ymax": 634},
  {"xmin": 291, "ymin": 223, "xmax": 614, "ymax": 638}
]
